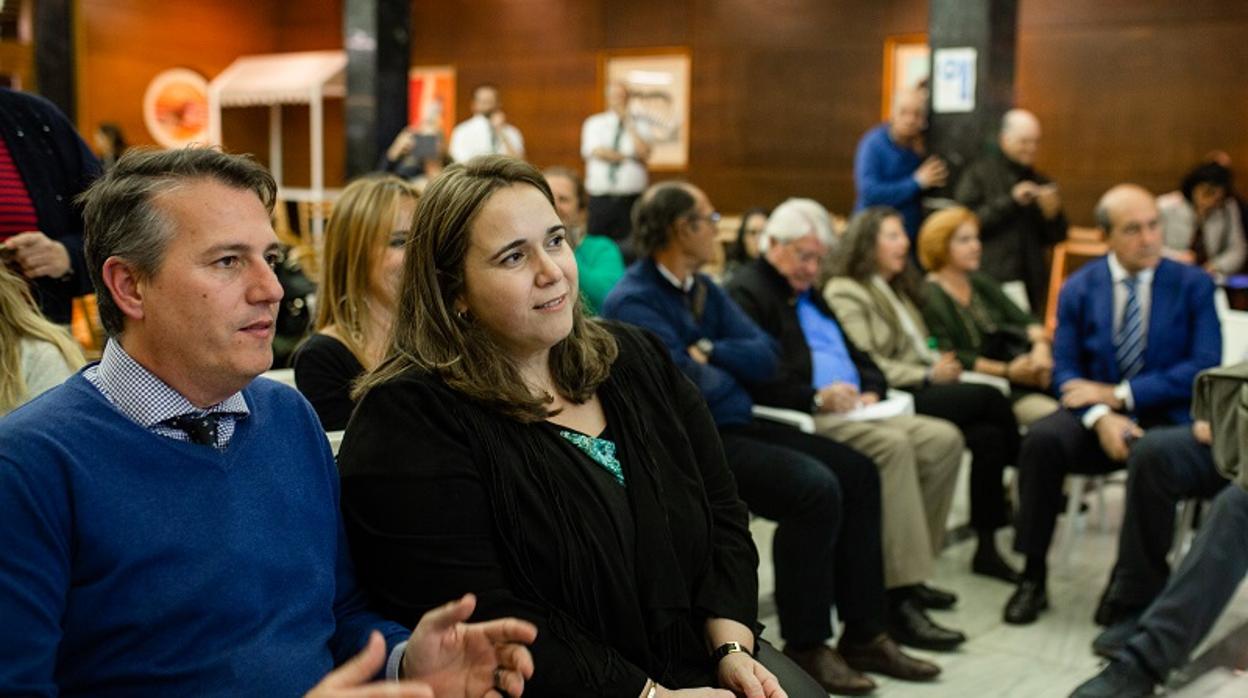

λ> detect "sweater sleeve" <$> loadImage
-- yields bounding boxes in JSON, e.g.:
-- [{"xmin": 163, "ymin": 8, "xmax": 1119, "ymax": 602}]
[
  {"xmin": 703, "ymin": 285, "xmax": 779, "ymax": 385},
  {"xmin": 725, "ymin": 281, "xmax": 818, "ymax": 412},
  {"xmin": 337, "ymin": 380, "xmax": 651, "ymax": 697},
  {"xmin": 920, "ymin": 285, "xmax": 978, "ymax": 370},
  {"xmin": 0, "ymin": 447, "xmax": 71, "ymax": 696},
  {"xmin": 954, "ymin": 163, "xmax": 1019, "ymax": 236}
]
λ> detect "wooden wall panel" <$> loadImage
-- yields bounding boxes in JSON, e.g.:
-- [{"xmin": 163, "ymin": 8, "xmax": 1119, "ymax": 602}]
[
  {"xmin": 1016, "ymin": 1, "xmax": 1248, "ymax": 224},
  {"xmin": 77, "ymin": 0, "xmax": 278, "ymax": 162}
]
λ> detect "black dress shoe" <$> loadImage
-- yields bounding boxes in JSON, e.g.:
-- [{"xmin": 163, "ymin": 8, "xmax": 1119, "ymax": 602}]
[
  {"xmin": 888, "ymin": 598, "xmax": 966, "ymax": 651},
  {"xmin": 1003, "ymin": 580, "xmax": 1049, "ymax": 625},
  {"xmin": 839, "ymin": 633, "xmax": 941, "ymax": 682},
  {"xmin": 971, "ymin": 546, "xmax": 1022, "ymax": 584},
  {"xmin": 1091, "ymin": 614, "xmax": 1141, "ymax": 658},
  {"xmin": 911, "ymin": 583, "xmax": 958, "ymax": 610},
  {"xmin": 1069, "ymin": 656, "xmax": 1156, "ymax": 697}
]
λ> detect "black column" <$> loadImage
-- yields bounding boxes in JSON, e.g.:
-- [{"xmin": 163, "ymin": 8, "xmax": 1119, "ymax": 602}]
[
  {"xmin": 926, "ymin": 0, "xmax": 1018, "ymax": 189},
  {"xmin": 344, "ymin": 0, "xmax": 411, "ymax": 179},
  {"xmin": 34, "ymin": 0, "xmax": 75, "ymax": 119}
]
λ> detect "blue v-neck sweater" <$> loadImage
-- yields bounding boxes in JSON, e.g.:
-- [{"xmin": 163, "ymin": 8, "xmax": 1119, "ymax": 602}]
[{"xmin": 0, "ymin": 373, "xmax": 408, "ymax": 697}]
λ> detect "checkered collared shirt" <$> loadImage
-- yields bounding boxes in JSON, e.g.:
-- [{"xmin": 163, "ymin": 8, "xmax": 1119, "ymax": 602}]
[{"xmin": 83, "ymin": 339, "xmax": 250, "ymax": 449}]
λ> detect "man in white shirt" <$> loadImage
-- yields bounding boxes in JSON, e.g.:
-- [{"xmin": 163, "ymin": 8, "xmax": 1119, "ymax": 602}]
[
  {"xmin": 581, "ymin": 82, "xmax": 653, "ymax": 253},
  {"xmin": 448, "ymin": 84, "xmax": 524, "ymax": 163}
]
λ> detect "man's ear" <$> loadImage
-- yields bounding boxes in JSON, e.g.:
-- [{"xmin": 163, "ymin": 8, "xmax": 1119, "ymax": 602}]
[{"xmin": 101, "ymin": 256, "xmax": 146, "ymax": 322}]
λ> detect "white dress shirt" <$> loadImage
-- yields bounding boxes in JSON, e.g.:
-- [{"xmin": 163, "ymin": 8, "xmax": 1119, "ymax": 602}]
[
  {"xmin": 1082, "ymin": 253, "xmax": 1155, "ymax": 428},
  {"xmin": 448, "ymin": 114, "xmax": 525, "ymax": 163},
  {"xmin": 581, "ymin": 111, "xmax": 650, "ymax": 196}
]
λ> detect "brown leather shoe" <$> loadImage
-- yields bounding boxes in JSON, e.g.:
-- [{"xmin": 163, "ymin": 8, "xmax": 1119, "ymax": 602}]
[
  {"xmin": 782, "ymin": 644, "xmax": 877, "ymax": 695},
  {"xmin": 839, "ymin": 633, "xmax": 942, "ymax": 682}
]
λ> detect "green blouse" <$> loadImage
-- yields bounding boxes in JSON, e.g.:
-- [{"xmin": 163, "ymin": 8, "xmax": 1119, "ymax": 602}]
[{"xmin": 920, "ymin": 272, "xmax": 1036, "ymax": 369}]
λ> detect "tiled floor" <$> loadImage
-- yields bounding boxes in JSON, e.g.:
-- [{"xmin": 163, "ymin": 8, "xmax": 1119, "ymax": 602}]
[{"xmin": 750, "ymin": 476, "xmax": 1248, "ymax": 697}]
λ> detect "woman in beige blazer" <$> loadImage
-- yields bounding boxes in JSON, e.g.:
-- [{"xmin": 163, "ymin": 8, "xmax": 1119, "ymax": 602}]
[{"xmin": 825, "ymin": 206, "xmax": 1022, "ymax": 582}]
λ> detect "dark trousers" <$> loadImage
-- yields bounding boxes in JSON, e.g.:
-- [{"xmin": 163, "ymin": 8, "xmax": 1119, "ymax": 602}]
[
  {"xmin": 911, "ymin": 382, "xmax": 1019, "ymax": 531},
  {"xmin": 1012, "ymin": 409, "xmax": 1120, "ymax": 564},
  {"xmin": 1124, "ymin": 484, "xmax": 1248, "ymax": 677},
  {"xmin": 1104, "ymin": 426, "xmax": 1226, "ymax": 609},
  {"xmin": 719, "ymin": 420, "xmax": 885, "ymax": 647}
]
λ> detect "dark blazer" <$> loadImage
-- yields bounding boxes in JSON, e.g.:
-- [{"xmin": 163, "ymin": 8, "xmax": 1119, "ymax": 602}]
[
  {"xmin": 0, "ymin": 89, "xmax": 101, "ymax": 324},
  {"xmin": 337, "ymin": 322, "xmax": 758, "ymax": 696},
  {"xmin": 1053, "ymin": 256, "xmax": 1221, "ymax": 425},
  {"xmin": 724, "ymin": 257, "xmax": 887, "ymax": 412}
]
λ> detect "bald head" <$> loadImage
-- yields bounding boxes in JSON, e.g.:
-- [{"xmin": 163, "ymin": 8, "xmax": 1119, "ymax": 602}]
[
  {"xmin": 1096, "ymin": 184, "xmax": 1162, "ymax": 274},
  {"xmin": 1000, "ymin": 109, "xmax": 1041, "ymax": 166},
  {"xmin": 890, "ymin": 89, "xmax": 927, "ymax": 142}
]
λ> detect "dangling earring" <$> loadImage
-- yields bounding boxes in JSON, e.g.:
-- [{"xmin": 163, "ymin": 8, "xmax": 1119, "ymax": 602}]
[{"xmin": 455, "ymin": 307, "xmax": 470, "ymax": 322}]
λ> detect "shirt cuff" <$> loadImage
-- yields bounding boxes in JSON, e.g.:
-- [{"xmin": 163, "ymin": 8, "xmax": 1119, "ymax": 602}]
[
  {"xmin": 1115, "ymin": 381, "xmax": 1134, "ymax": 411},
  {"xmin": 1082, "ymin": 404, "xmax": 1112, "ymax": 430},
  {"xmin": 386, "ymin": 640, "xmax": 407, "ymax": 681}
]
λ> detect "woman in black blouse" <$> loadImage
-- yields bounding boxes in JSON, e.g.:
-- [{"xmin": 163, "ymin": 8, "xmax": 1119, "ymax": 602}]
[
  {"xmin": 338, "ymin": 156, "xmax": 820, "ymax": 697},
  {"xmin": 292, "ymin": 175, "xmax": 419, "ymax": 430}
]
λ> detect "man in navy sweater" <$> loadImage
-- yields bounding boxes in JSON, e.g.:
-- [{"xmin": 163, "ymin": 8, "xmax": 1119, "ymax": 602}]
[
  {"xmin": 0, "ymin": 148, "xmax": 536, "ymax": 697},
  {"xmin": 603, "ymin": 182, "xmax": 943, "ymax": 695},
  {"xmin": 853, "ymin": 89, "xmax": 947, "ymax": 242}
]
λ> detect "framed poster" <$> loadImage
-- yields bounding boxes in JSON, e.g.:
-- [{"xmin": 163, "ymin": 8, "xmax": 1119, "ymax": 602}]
[
  {"xmin": 882, "ymin": 34, "xmax": 930, "ymax": 120},
  {"xmin": 407, "ymin": 65, "xmax": 456, "ymax": 142},
  {"xmin": 598, "ymin": 48, "xmax": 691, "ymax": 171}
]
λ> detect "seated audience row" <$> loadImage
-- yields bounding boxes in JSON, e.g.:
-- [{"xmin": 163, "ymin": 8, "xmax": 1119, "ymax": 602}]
[
  {"xmin": 602, "ymin": 183, "xmax": 941, "ymax": 694},
  {"xmin": 0, "ymin": 148, "xmax": 536, "ymax": 696}
]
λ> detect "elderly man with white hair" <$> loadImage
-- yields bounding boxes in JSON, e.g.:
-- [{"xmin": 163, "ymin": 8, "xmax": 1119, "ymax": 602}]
[
  {"xmin": 724, "ymin": 198, "xmax": 974, "ymax": 653},
  {"xmin": 955, "ymin": 108, "xmax": 1068, "ymax": 313}
]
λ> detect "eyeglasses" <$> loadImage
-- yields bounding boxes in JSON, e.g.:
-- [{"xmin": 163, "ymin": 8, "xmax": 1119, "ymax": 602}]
[{"xmin": 687, "ymin": 211, "xmax": 722, "ymax": 227}]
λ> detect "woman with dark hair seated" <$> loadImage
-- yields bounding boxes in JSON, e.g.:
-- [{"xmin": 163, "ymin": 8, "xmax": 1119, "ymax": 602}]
[
  {"xmin": 722, "ymin": 207, "xmax": 769, "ymax": 280},
  {"xmin": 338, "ymin": 155, "xmax": 820, "ymax": 698},
  {"xmin": 292, "ymin": 175, "xmax": 419, "ymax": 430},
  {"xmin": 917, "ymin": 206, "xmax": 1059, "ymax": 427},
  {"xmin": 1157, "ymin": 161, "xmax": 1246, "ymax": 276},
  {"xmin": 824, "ymin": 206, "xmax": 1022, "ymax": 582}
]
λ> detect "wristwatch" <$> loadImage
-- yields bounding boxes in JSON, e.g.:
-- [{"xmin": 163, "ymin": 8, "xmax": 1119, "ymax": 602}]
[
  {"xmin": 695, "ymin": 338, "xmax": 715, "ymax": 357},
  {"xmin": 712, "ymin": 641, "xmax": 752, "ymax": 662}
]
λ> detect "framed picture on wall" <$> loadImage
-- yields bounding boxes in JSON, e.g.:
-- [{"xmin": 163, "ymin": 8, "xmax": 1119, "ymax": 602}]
[
  {"xmin": 598, "ymin": 48, "xmax": 691, "ymax": 172},
  {"xmin": 882, "ymin": 34, "xmax": 929, "ymax": 120},
  {"xmin": 408, "ymin": 65, "xmax": 456, "ymax": 143}
]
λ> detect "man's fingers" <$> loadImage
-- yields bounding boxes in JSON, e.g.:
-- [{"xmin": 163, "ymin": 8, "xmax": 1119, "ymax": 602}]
[
  {"xmin": 477, "ymin": 616, "xmax": 539, "ymax": 647},
  {"xmin": 493, "ymin": 667, "xmax": 527, "ymax": 696},
  {"xmin": 495, "ymin": 641, "xmax": 536, "ymax": 678},
  {"xmin": 418, "ymin": 594, "xmax": 477, "ymax": 633},
  {"xmin": 319, "ymin": 631, "xmax": 387, "ymax": 689},
  {"xmin": 338, "ymin": 682, "xmax": 434, "ymax": 698},
  {"xmin": 3, "ymin": 231, "xmax": 42, "ymax": 248}
]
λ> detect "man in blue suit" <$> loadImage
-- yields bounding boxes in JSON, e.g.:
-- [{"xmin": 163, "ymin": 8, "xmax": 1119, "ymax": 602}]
[{"xmin": 1002, "ymin": 184, "xmax": 1222, "ymax": 625}]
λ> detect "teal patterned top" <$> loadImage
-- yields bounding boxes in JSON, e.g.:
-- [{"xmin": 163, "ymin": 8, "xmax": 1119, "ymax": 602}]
[{"xmin": 559, "ymin": 429, "xmax": 624, "ymax": 487}]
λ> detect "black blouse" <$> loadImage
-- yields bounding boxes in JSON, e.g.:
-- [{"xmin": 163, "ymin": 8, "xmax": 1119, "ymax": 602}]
[
  {"xmin": 337, "ymin": 322, "xmax": 759, "ymax": 697},
  {"xmin": 292, "ymin": 333, "xmax": 365, "ymax": 431}
]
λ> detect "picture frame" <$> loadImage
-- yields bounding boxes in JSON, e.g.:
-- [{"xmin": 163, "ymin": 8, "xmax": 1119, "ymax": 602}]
[
  {"xmin": 598, "ymin": 47, "xmax": 691, "ymax": 172},
  {"xmin": 882, "ymin": 33, "xmax": 930, "ymax": 121}
]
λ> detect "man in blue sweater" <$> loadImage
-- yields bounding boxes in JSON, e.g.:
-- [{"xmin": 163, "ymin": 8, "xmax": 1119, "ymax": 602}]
[
  {"xmin": 0, "ymin": 148, "xmax": 536, "ymax": 697},
  {"xmin": 603, "ymin": 182, "xmax": 943, "ymax": 695},
  {"xmin": 853, "ymin": 89, "xmax": 947, "ymax": 242}
]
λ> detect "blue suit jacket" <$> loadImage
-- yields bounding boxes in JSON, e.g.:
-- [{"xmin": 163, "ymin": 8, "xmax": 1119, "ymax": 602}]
[{"xmin": 1053, "ymin": 257, "xmax": 1221, "ymax": 425}]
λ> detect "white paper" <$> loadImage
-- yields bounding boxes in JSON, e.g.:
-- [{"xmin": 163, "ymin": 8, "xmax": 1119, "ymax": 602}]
[
  {"xmin": 932, "ymin": 47, "xmax": 977, "ymax": 113},
  {"xmin": 842, "ymin": 391, "xmax": 916, "ymax": 421}
]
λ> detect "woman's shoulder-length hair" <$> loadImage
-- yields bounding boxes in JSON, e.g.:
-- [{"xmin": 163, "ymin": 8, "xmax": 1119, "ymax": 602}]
[{"xmin": 355, "ymin": 155, "xmax": 619, "ymax": 422}]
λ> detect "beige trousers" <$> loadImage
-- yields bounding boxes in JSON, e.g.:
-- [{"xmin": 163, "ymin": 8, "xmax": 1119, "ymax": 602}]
[
  {"xmin": 1013, "ymin": 392, "xmax": 1060, "ymax": 428},
  {"xmin": 814, "ymin": 413, "xmax": 964, "ymax": 589}
]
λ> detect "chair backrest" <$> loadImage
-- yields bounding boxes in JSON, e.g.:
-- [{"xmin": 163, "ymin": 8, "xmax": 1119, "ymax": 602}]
[
  {"xmin": 261, "ymin": 368, "xmax": 298, "ymax": 388},
  {"xmin": 1045, "ymin": 239, "xmax": 1109, "ymax": 335}
]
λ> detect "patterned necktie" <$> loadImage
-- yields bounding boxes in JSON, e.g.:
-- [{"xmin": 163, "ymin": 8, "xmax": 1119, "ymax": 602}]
[
  {"xmin": 165, "ymin": 413, "xmax": 226, "ymax": 446},
  {"xmin": 1115, "ymin": 275, "xmax": 1145, "ymax": 380},
  {"xmin": 607, "ymin": 115, "xmax": 625, "ymax": 185}
]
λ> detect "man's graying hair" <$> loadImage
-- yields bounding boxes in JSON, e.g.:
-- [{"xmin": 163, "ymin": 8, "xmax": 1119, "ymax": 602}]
[
  {"xmin": 630, "ymin": 181, "xmax": 697, "ymax": 257},
  {"xmin": 78, "ymin": 147, "xmax": 277, "ymax": 336}
]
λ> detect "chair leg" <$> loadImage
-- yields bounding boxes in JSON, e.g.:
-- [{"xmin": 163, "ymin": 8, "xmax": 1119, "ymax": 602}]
[{"xmin": 1060, "ymin": 475, "xmax": 1088, "ymax": 566}]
